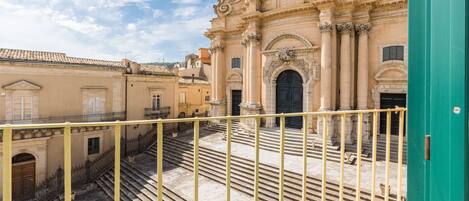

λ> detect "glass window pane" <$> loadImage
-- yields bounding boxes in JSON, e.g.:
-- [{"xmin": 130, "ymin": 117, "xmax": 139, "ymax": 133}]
[
  {"xmin": 397, "ymin": 46, "xmax": 404, "ymax": 60},
  {"xmin": 383, "ymin": 47, "xmax": 390, "ymax": 61}
]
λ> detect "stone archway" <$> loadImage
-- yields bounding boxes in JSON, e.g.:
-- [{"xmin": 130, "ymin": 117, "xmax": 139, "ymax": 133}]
[
  {"xmin": 275, "ymin": 70, "xmax": 303, "ymax": 128},
  {"xmin": 261, "ymin": 34, "xmax": 320, "ymax": 129},
  {"xmin": 12, "ymin": 153, "xmax": 36, "ymax": 200}
]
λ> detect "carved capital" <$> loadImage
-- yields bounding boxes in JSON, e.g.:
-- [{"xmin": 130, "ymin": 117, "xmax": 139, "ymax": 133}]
[
  {"xmin": 209, "ymin": 40, "xmax": 225, "ymax": 53},
  {"xmin": 336, "ymin": 23, "xmax": 354, "ymax": 34},
  {"xmin": 242, "ymin": 32, "xmax": 261, "ymax": 45},
  {"xmin": 355, "ymin": 24, "xmax": 371, "ymax": 35},
  {"xmin": 319, "ymin": 22, "xmax": 334, "ymax": 33}
]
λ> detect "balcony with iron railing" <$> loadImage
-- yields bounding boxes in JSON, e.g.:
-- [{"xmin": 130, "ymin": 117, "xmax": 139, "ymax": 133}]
[
  {"xmin": 144, "ymin": 107, "xmax": 171, "ymax": 119},
  {"xmin": 0, "ymin": 108, "xmax": 406, "ymax": 201},
  {"xmin": 0, "ymin": 112, "xmax": 126, "ymax": 125}
]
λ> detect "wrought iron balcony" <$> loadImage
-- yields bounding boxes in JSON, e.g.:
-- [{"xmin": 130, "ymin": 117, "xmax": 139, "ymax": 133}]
[
  {"xmin": 144, "ymin": 107, "xmax": 171, "ymax": 119},
  {"xmin": 0, "ymin": 112, "xmax": 126, "ymax": 125}
]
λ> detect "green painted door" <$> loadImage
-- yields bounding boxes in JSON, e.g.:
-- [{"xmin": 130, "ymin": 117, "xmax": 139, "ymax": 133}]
[{"xmin": 409, "ymin": 0, "xmax": 468, "ymax": 200}]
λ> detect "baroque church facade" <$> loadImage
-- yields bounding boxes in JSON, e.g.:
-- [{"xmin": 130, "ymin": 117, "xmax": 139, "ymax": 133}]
[{"xmin": 206, "ymin": 0, "xmax": 408, "ymax": 144}]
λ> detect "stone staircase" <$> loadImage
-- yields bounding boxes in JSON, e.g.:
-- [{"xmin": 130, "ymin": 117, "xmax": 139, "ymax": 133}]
[
  {"xmin": 146, "ymin": 137, "xmax": 399, "ymax": 201},
  {"xmin": 205, "ymin": 123, "xmax": 406, "ymax": 164},
  {"xmin": 95, "ymin": 160, "xmax": 186, "ymax": 201}
]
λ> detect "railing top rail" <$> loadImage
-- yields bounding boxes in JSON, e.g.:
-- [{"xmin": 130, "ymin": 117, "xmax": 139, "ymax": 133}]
[{"xmin": 0, "ymin": 108, "xmax": 406, "ymax": 130}]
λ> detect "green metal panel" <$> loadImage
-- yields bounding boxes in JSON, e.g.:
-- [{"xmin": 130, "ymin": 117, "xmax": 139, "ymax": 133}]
[{"xmin": 409, "ymin": 0, "xmax": 468, "ymax": 200}]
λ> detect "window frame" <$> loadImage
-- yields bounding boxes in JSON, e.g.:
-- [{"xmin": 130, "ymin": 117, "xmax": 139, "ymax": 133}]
[
  {"xmin": 87, "ymin": 137, "xmax": 100, "ymax": 156},
  {"xmin": 382, "ymin": 45, "xmax": 405, "ymax": 62},
  {"xmin": 231, "ymin": 57, "xmax": 241, "ymax": 69}
]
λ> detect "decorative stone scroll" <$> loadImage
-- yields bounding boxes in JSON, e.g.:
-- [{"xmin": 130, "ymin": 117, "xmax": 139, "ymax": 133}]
[
  {"xmin": 336, "ymin": 23, "xmax": 354, "ymax": 34},
  {"xmin": 319, "ymin": 22, "xmax": 333, "ymax": 33},
  {"xmin": 215, "ymin": 0, "xmax": 242, "ymax": 17}
]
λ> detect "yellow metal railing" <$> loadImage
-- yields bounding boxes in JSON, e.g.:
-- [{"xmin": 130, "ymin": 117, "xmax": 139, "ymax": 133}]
[{"xmin": 0, "ymin": 108, "xmax": 406, "ymax": 201}]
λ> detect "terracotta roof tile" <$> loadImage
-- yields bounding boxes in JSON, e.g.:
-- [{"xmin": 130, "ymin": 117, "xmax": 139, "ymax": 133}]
[{"xmin": 0, "ymin": 48, "xmax": 125, "ymax": 68}]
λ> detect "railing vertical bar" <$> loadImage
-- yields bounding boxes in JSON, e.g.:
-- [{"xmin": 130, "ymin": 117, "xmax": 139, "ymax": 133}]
[
  {"xmin": 302, "ymin": 115, "xmax": 308, "ymax": 201},
  {"xmin": 279, "ymin": 115, "xmax": 285, "ymax": 201},
  {"xmin": 254, "ymin": 116, "xmax": 261, "ymax": 201},
  {"xmin": 226, "ymin": 117, "xmax": 232, "ymax": 201},
  {"xmin": 397, "ymin": 111, "xmax": 405, "ymax": 200},
  {"xmin": 371, "ymin": 112, "xmax": 378, "ymax": 201},
  {"xmin": 194, "ymin": 118, "xmax": 200, "ymax": 201},
  {"xmin": 114, "ymin": 122, "xmax": 121, "ymax": 201},
  {"xmin": 157, "ymin": 121, "xmax": 164, "ymax": 201},
  {"xmin": 64, "ymin": 123, "xmax": 72, "ymax": 201},
  {"xmin": 355, "ymin": 113, "xmax": 363, "ymax": 201},
  {"xmin": 321, "ymin": 115, "xmax": 328, "ymax": 201},
  {"xmin": 384, "ymin": 111, "xmax": 392, "ymax": 201},
  {"xmin": 339, "ymin": 114, "xmax": 345, "ymax": 201},
  {"xmin": 2, "ymin": 125, "xmax": 12, "ymax": 201}
]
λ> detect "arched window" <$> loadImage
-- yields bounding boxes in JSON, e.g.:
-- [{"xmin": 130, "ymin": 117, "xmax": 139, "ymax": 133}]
[{"xmin": 383, "ymin": 46, "xmax": 404, "ymax": 61}]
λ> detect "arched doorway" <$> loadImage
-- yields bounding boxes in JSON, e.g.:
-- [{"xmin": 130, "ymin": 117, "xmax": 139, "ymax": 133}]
[
  {"xmin": 276, "ymin": 70, "xmax": 303, "ymax": 128},
  {"xmin": 12, "ymin": 153, "xmax": 36, "ymax": 200}
]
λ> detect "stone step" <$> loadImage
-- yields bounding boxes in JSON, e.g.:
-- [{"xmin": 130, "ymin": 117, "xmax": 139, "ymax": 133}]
[
  {"xmin": 94, "ymin": 160, "xmax": 186, "ymax": 201},
  {"xmin": 208, "ymin": 123, "xmax": 406, "ymax": 164},
  {"xmin": 147, "ymin": 138, "xmax": 399, "ymax": 201}
]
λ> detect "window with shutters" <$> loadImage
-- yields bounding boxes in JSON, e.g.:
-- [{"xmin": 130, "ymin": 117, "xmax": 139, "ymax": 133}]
[
  {"xmin": 12, "ymin": 96, "xmax": 33, "ymax": 120},
  {"xmin": 180, "ymin": 92, "xmax": 187, "ymax": 104}
]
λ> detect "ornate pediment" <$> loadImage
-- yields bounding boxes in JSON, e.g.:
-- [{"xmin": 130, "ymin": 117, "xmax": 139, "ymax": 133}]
[{"xmin": 3, "ymin": 80, "xmax": 41, "ymax": 90}]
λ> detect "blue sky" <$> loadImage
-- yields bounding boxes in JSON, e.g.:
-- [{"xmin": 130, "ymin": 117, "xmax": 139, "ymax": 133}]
[{"xmin": 0, "ymin": 0, "xmax": 217, "ymax": 62}]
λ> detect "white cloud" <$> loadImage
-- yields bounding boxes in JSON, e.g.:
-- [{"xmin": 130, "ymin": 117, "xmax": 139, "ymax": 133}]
[
  {"xmin": 152, "ymin": 9, "xmax": 163, "ymax": 18},
  {"xmin": 173, "ymin": 6, "xmax": 198, "ymax": 17},
  {"xmin": 0, "ymin": 0, "xmax": 214, "ymax": 62},
  {"xmin": 171, "ymin": 0, "xmax": 201, "ymax": 4},
  {"xmin": 127, "ymin": 23, "xmax": 137, "ymax": 31}
]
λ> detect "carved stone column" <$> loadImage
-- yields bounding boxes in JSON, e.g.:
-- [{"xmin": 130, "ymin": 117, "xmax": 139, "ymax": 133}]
[
  {"xmin": 356, "ymin": 24, "xmax": 370, "ymax": 110},
  {"xmin": 240, "ymin": 19, "xmax": 262, "ymax": 128},
  {"xmin": 209, "ymin": 33, "xmax": 226, "ymax": 117},
  {"xmin": 337, "ymin": 22, "xmax": 354, "ymax": 144},
  {"xmin": 356, "ymin": 24, "xmax": 371, "ymax": 144},
  {"xmin": 319, "ymin": 22, "xmax": 333, "ymax": 111},
  {"xmin": 337, "ymin": 23, "xmax": 353, "ymax": 110},
  {"xmin": 317, "ymin": 6, "xmax": 336, "ymax": 144}
]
